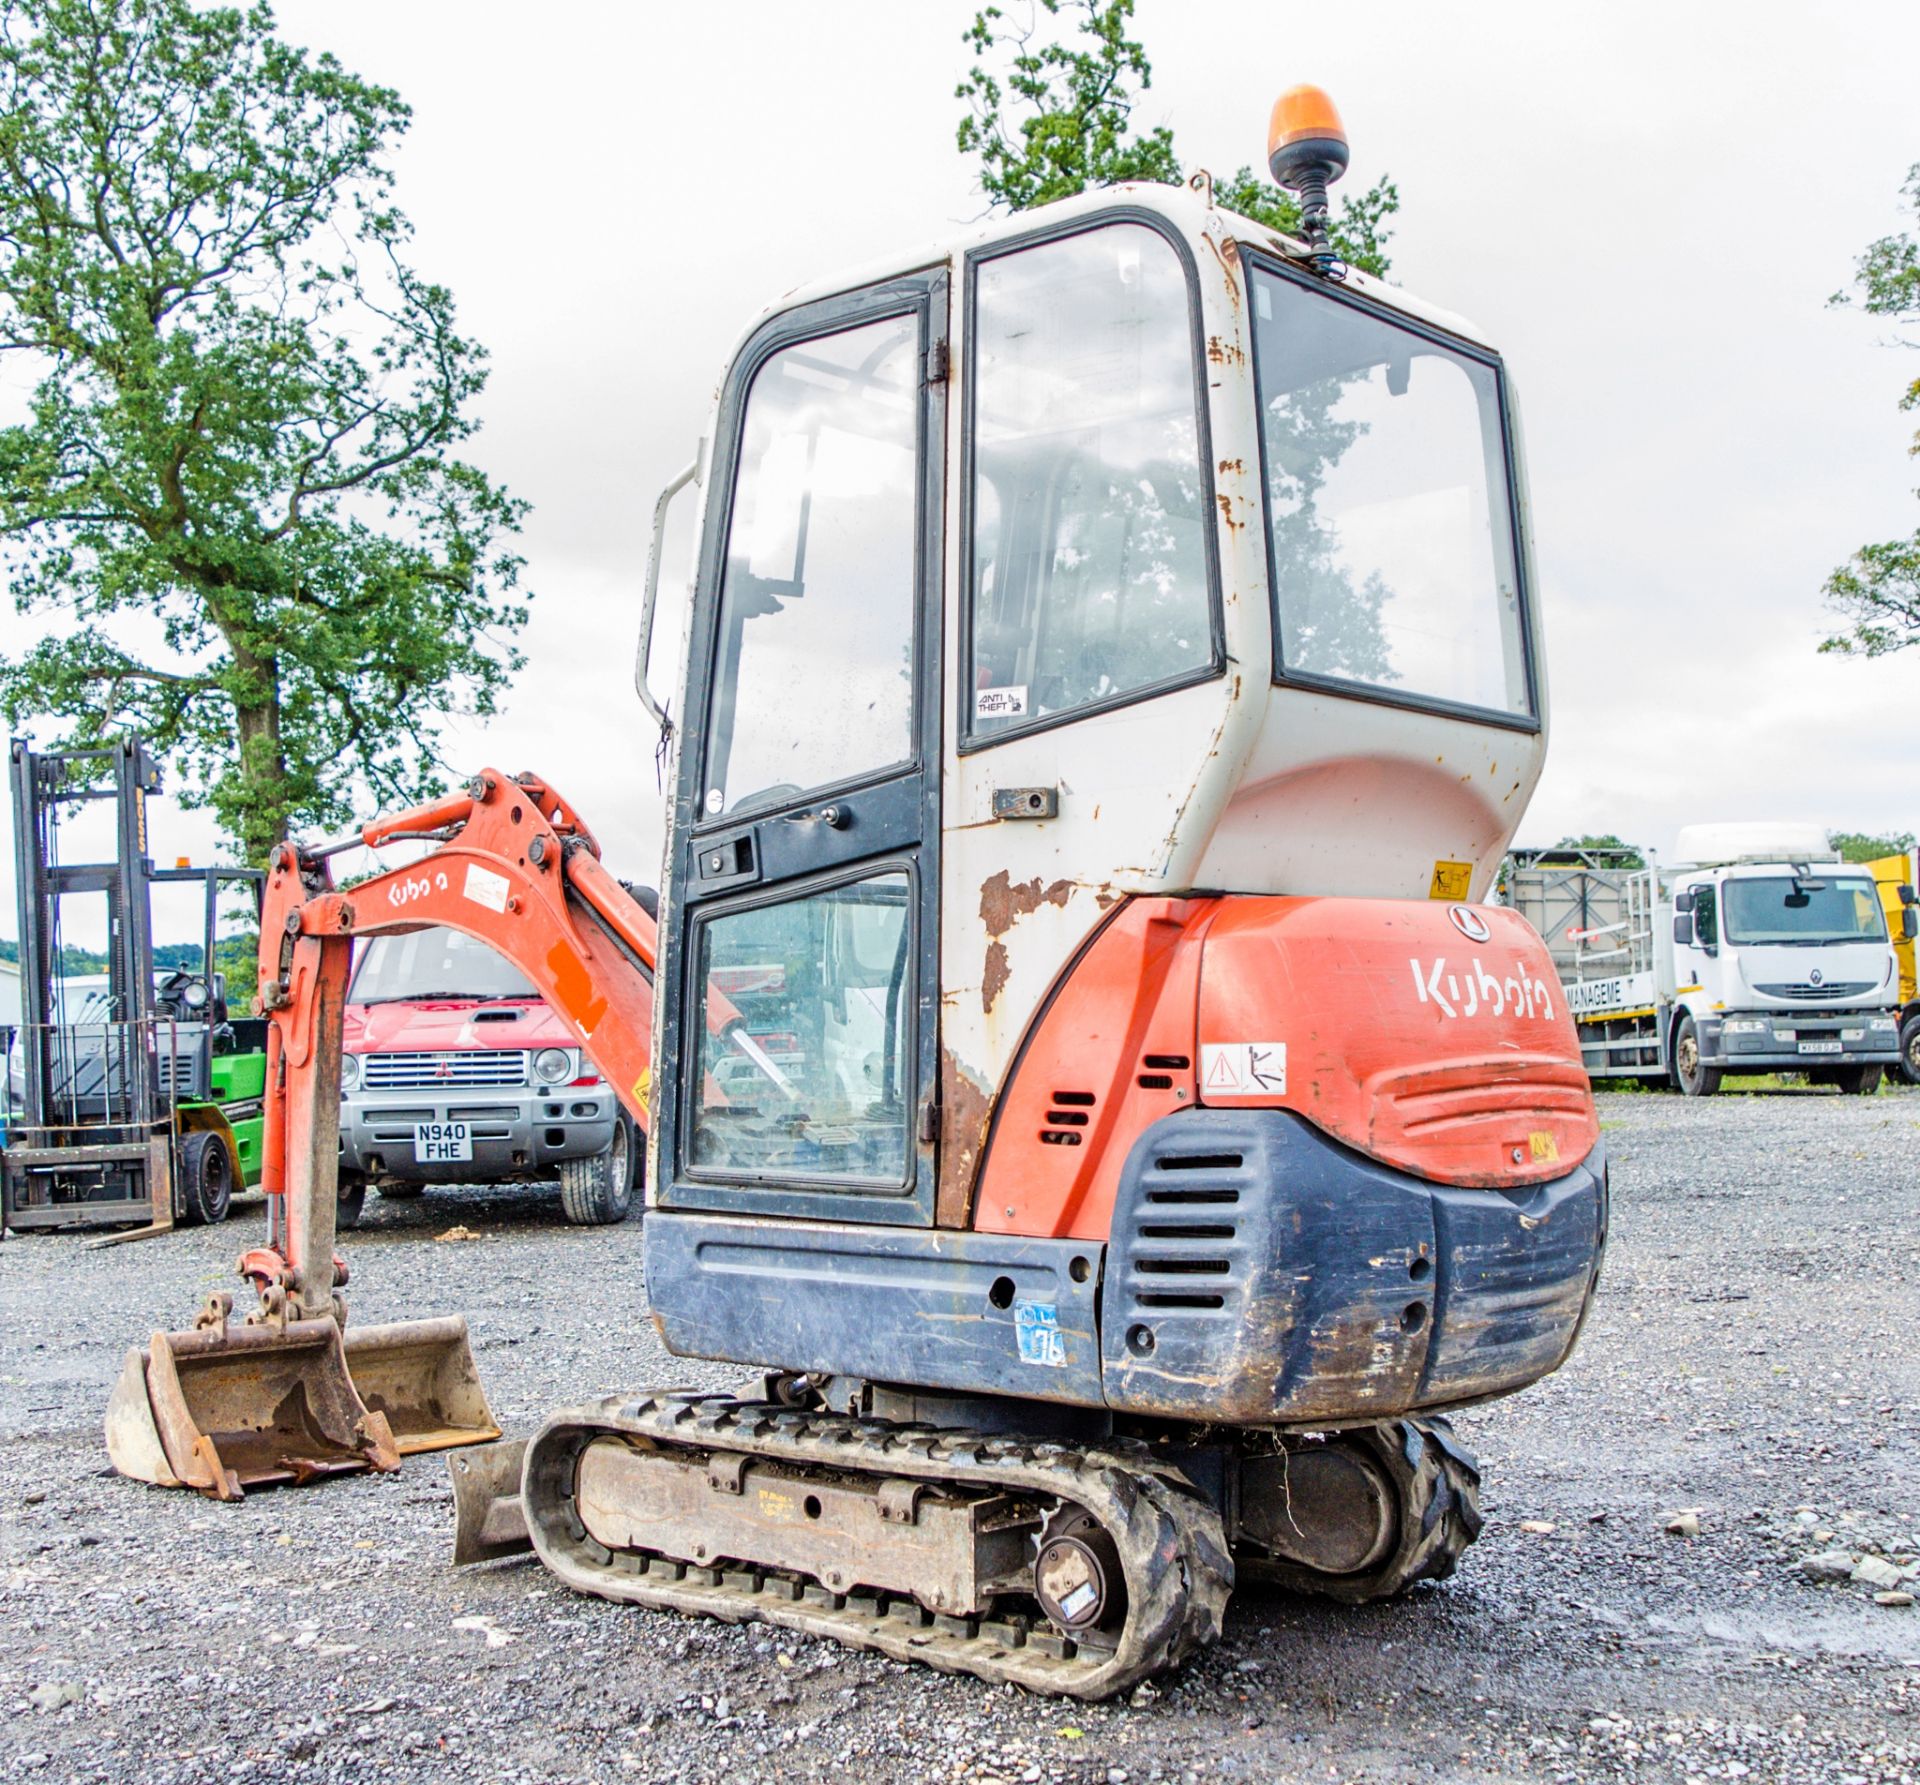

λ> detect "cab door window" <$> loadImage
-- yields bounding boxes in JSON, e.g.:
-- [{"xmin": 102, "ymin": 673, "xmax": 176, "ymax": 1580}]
[
  {"xmin": 704, "ymin": 313, "xmax": 921, "ymax": 819},
  {"xmin": 966, "ymin": 221, "xmax": 1217, "ymax": 741},
  {"xmin": 688, "ymin": 870, "xmax": 913, "ymax": 1187}
]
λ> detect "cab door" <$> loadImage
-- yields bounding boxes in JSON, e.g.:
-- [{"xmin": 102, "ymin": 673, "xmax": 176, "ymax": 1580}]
[{"xmin": 654, "ymin": 273, "xmax": 947, "ymax": 1226}]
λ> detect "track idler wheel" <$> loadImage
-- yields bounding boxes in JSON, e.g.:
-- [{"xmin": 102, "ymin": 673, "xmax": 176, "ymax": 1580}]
[
  {"xmin": 1033, "ymin": 1507, "xmax": 1128, "ymax": 1644},
  {"xmin": 1235, "ymin": 1417, "xmax": 1483, "ymax": 1603}
]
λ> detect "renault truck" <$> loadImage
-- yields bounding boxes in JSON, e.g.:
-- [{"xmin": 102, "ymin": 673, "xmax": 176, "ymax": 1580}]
[{"xmin": 1503, "ymin": 824, "xmax": 1909, "ymax": 1095}]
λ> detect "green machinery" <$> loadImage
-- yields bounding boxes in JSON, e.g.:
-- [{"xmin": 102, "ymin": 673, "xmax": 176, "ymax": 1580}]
[{"xmin": 4, "ymin": 735, "xmax": 265, "ymax": 1236}]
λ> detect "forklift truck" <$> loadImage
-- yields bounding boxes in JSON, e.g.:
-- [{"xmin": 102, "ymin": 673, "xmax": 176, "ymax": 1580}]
[{"xmin": 4, "ymin": 735, "xmax": 265, "ymax": 1235}]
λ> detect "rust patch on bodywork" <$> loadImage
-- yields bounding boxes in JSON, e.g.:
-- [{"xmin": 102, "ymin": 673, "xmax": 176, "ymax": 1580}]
[
  {"xmin": 935, "ymin": 1049, "xmax": 994, "ymax": 1227},
  {"xmin": 1215, "ymin": 492, "xmax": 1240, "ymax": 533},
  {"xmin": 978, "ymin": 871, "xmax": 1072, "ymax": 938},
  {"xmin": 1205, "ymin": 335, "xmax": 1245, "ymax": 368},
  {"xmin": 981, "ymin": 940, "xmax": 1010, "ymax": 1014},
  {"xmin": 978, "ymin": 872, "xmax": 1073, "ymax": 1017}
]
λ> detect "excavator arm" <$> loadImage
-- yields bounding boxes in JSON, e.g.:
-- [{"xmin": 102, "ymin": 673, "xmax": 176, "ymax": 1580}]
[
  {"xmin": 105, "ymin": 768, "xmax": 666, "ymax": 1500},
  {"xmin": 254, "ymin": 768, "xmax": 661, "ymax": 1308}
]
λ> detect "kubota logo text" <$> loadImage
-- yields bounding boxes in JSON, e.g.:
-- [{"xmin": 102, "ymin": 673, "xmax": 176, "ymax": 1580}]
[{"xmin": 1410, "ymin": 955, "xmax": 1556, "ymax": 1021}]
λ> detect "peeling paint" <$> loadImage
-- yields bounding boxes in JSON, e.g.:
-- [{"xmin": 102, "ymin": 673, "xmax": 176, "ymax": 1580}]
[
  {"xmin": 935, "ymin": 1048, "xmax": 994, "ymax": 1227},
  {"xmin": 981, "ymin": 939, "xmax": 1010, "ymax": 1015},
  {"xmin": 978, "ymin": 870, "xmax": 1073, "ymax": 939}
]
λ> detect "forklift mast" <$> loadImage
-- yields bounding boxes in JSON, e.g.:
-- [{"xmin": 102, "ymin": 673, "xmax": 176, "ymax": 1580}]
[{"xmin": 5, "ymin": 734, "xmax": 263, "ymax": 1233}]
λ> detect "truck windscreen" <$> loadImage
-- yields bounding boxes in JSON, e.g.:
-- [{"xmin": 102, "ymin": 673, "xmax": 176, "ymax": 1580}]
[
  {"xmin": 1721, "ymin": 878, "xmax": 1888, "ymax": 947},
  {"xmin": 1249, "ymin": 264, "xmax": 1529, "ymax": 721},
  {"xmin": 349, "ymin": 926, "xmax": 540, "ymax": 1003}
]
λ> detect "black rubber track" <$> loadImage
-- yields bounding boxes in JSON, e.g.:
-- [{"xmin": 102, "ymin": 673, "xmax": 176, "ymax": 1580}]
[{"xmin": 520, "ymin": 1392, "xmax": 1232, "ymax": 1700}]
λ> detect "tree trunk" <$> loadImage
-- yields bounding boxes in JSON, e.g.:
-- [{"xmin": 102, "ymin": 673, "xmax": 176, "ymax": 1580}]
[{"xmin": 229, "ymin": 639, "xmax": 291, "ymax": 865}]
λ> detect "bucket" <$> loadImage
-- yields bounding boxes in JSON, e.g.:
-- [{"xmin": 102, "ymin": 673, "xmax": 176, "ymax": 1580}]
[{"xmin": 104, "ymin": 1311, "xmax": 497, "ymax": 1500}]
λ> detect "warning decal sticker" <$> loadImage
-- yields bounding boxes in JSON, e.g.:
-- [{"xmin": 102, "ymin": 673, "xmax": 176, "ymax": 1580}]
[{"xmin": 1199, "ymin": 1042, "xmax": 1287, "ymax": 1098}]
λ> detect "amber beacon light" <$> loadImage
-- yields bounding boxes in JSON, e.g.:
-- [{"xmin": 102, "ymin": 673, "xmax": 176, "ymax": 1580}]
[{"xmin": 1267, "ymin": 84, "xmax": 1349, "ymax": 274}]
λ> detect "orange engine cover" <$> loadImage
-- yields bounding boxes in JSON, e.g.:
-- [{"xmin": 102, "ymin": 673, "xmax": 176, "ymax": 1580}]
[{"xmin": 974, "ymin": 895, "xmax": 1597, "ymax": 1241}]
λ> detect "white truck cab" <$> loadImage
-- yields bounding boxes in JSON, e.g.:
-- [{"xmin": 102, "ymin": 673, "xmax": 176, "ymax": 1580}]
[{"xmin": 1503, "ymin": 823, "xmax": 1905, "ymax": 1096}]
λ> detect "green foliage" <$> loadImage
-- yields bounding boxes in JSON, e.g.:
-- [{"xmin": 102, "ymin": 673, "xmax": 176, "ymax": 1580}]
[
  {"xmin": 956, "ymin": 1, "xmax": 1398, "ymax": 279},
  {"xmin": 1553, "ymin": 834, "xmax": 1647, "ymax": 868},
  {"xmin": 1822, "ymin": 164, "xmax": 1920, "ymax": 658},
  {"xmin": 0, "ymin": 0, "xmax": 527, "ymax": 863},
  {"xmin": 1828, "ymin": 829, "xmax": 1915, "ymax": 863}
]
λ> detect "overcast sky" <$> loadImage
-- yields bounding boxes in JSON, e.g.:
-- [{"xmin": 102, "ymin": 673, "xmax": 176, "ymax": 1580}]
[{"xmin": 5, "ymin": 0, "xmax": 1919, "ymax": 944}]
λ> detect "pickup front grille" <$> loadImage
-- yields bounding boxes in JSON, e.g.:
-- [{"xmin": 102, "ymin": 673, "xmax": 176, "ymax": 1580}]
[
  {"xmin": 1752, "ymin": 981, "xmax": 1876, "ymax": 1001},
  {"xmin": 359, "ymin": 1050, "xmax": 528, "ymax": 1090}
]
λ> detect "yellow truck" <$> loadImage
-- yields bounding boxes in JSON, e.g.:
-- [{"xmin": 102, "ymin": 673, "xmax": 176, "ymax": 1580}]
[{"xmin": 1867, "ymin": 850, "xmax": 1920, "ymax": 1084}]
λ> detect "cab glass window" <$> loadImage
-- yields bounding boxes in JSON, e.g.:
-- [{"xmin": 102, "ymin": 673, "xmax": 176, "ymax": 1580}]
[
  {"xmin": 968, "ymin": 222, "xmax": 1214, "ymax": 740},
  {"xmin": 348, "ymin": 927, "xmax": 538, "ymax": 1003},
  {"xmin": 1722, "ymin": 877, "xmax": 1888, "ymax": 946},
  {"xmin": 687, "ymin": 871, "xmax": 913, "ymax": 1186},
  {"xmin": 704, "ymin": 313, "xmax": 920, "ymax": 820},
  {"xmin": 1251, "ymin": 265, "xmax": 1530, "ymax": 720}
]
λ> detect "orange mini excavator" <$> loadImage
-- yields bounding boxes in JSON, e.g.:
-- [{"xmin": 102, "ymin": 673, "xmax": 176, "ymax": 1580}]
[{"xmin": 110, "ymin": 91, "xmax": 1607, "ymax": 1698}]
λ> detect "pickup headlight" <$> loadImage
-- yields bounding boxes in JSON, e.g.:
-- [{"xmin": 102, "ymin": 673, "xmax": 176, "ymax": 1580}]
[
  {"xmin": 339, "ymin": 1051, "xmax": 360, "ymax": 1091},
  {"xmin": 532, "ymin": 1046, "xmax": 574, "ymax": 1085},
  {"xmin": 1722, "ymin": 1019, "xmax": 1768, "ymax": 1035}
]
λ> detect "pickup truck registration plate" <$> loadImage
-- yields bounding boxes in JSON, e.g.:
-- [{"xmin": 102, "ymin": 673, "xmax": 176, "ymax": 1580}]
[
  {"xmin": 1796, "ymin": 1040, "xmax": 1843, "ymax": 1056},
  {"xmin": 413, "ymin": 1120, "xmax": 472, "ymax": 1162}
]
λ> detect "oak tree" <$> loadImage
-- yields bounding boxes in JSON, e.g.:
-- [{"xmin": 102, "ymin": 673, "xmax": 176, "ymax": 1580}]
[
  {"xmin": 1822, "ymin": 164, "xmax": 1920, "ymax": 658},
  {"xmin": 0, "ymin": 0, "xmax": 526, "ymax": 862},
  {"xmin": 956, "ymin": 0, "xmax": 1399, "ymax": 278}
]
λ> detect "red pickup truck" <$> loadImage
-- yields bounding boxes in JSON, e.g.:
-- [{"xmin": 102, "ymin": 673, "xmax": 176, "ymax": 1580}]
[{"xmin": 337, "ymin": 925, "xmax": 638, "ymax": 1227}]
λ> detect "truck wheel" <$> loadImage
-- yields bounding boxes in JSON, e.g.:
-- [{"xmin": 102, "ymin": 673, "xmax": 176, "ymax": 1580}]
[
  {"xmin": 1673, "ymin": 1016, "xmax": 1720, "ymax": 1097},
  {"xmin": 1897, "ymin": 1013, "xmax": 1920, "ymax": 1088},
  {"xmin": 1833, "ymin": 1064, "xmax": 1883, "ymax": 1096},
  {"xmin": 558, "ymin": 1114, "xmax": 637, "ymax": 1226},
  {"xmin": 176, "ymin": 1130, "xmax": 233, "ymax": 1226},
  {"xmin": 336, "ymin": 1171, "xmax": 368, "ymax": 1232}
]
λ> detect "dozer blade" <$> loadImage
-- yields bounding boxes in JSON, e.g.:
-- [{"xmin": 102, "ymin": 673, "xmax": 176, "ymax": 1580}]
[
  {"xmin": 341, "ymin": 1316, "xmax": 500, "ymax": 1458},
  {"xmin": 104, "ymin": 1315, "xmax": 403, "ymax": 1500},
  {"xmin": 448, "ymin": 1437, "xmax": 533, "ymax": 1565}
]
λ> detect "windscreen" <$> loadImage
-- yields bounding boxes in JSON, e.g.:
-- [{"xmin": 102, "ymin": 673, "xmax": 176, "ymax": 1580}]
[
  {"xmin": 1721, "ymin": 878, "xmax": 1888, "ymax": 946},
  {"xmin": 1250, "ymin": 264, "xmax": 1530, "ymax": 719},
  {"xmin": 348, "ymin": 927, "xmax": 539, "ymax": 1003}
]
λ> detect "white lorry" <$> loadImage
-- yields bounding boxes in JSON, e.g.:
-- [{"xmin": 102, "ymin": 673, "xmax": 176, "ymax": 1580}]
[{"xmin": 1501, "ymin": 823, "xmax": 1911, "ymax": 1096}]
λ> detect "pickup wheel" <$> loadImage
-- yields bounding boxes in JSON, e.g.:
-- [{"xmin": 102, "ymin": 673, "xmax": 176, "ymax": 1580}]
[
  {"xmin": 176, "ymin": 1130, "xmax": 233, "ymax": 1226},
  {"xmin": 1897, "ymin": 1013, "xmax": 1920, "ymax": 1088},
  {"xmin": 1673, "ymin": 1016, "xmax": 1720, "ymax": 1098},
  {"xmin": 558, "ymin": 1113, "xmax": 638, "ymax": 1226},
  {"xmin": 376, "ymin": 1180, "xmax": 425, "ymax": 1199},
  {"xmin": 336, "ymin": 1171, "xmax": 368, "ymax": 1232}
]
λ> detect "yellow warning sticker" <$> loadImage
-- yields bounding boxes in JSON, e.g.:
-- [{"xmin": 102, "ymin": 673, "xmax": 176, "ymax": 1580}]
[
  {"xmin": 1428, "ymin": 860, "xmax": 1473, "ymax": 901},
  {"xmin": 633, "ymin": 1067, "xmax": 652, "ymax": 1109},
  {"xmin": 1528, "ymin": 1131, "xmax": 1559, "ymax": 1163}
]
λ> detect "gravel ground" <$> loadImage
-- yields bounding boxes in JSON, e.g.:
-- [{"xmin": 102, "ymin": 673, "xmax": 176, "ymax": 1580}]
[{"xmin": 3, "ymin": 1086, "xmax": 1919, "ymax": 1785}]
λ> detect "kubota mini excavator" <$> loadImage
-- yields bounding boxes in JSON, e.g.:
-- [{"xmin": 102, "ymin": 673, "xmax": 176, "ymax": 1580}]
[{"xmin": 110, "ymin": 90, "xmax": 1607, "ymax": 1696}]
